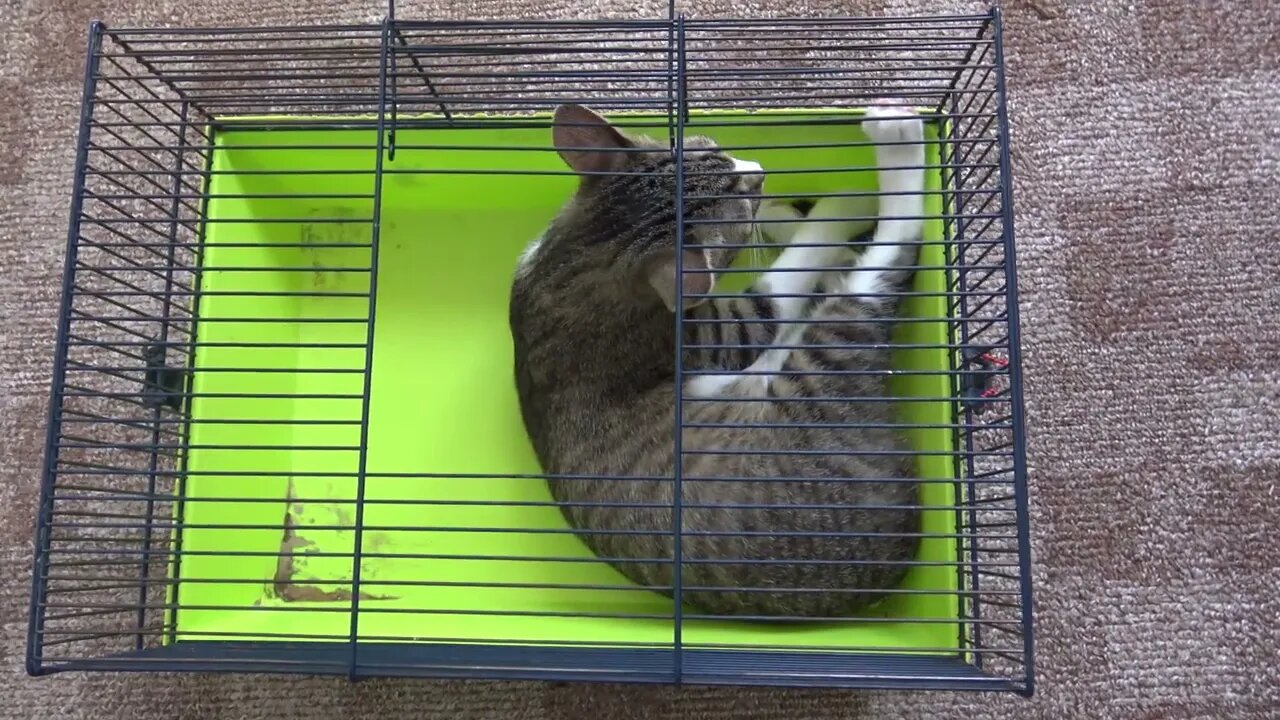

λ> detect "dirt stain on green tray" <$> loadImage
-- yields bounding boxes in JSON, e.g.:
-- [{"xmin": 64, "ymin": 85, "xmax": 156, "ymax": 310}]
[{"xmin": 272, "ymin": 481, "xmax": 396, "ymax": 603}]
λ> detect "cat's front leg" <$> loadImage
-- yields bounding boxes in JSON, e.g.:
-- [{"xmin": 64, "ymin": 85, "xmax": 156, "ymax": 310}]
[
  {"xmin": 842, "ymin": 101, "xmax": 925, "ymax": 301},
  {"xmin": 751, "ymin": 198, "xmax": 864, "ymax": 322},
  {"xmin": 684, "ymin": 198, "xmax": 843, "ymax": 398},
  {"xmin": 686, "ymin": 101, "xmax": 925, "ymax": 400}
]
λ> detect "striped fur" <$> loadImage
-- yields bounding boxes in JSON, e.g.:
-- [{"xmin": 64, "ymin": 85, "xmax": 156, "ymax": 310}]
[{"xmin": 509, "ymin": 104, "xmax": 926, "ymax": 617}]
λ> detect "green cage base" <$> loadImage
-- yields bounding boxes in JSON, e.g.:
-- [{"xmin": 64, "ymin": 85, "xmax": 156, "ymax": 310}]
[{"xmin": 172, "ymin": 111, "xmax": 961, "ymax": 655}]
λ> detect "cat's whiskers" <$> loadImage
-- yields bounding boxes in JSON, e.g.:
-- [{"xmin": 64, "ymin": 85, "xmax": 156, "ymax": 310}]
[{"xmin": 745, "ymin": 222, "xmax": 768, "ymax": 279}]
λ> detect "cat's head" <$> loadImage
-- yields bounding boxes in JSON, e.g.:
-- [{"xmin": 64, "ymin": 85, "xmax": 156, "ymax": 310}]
[{"xmin": 551, "ymin": 104, "xmax": 764, "ymax": 311}]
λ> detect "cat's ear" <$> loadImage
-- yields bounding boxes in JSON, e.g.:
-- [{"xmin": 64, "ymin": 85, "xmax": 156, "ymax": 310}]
[
  {"xmin": 553, "ymin": 104, "xmax": 633, "ymax": 175},
  {"xmin": 646, "ymin": 249, "xmax": 714, "ymax": 312}
]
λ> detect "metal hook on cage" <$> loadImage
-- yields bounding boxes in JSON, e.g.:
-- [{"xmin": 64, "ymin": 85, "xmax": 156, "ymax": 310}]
[
  {"xmin": 142, "ymin": 341, "xmax": 184, "ymax": 412},
  {"xmin": 382, "ymin": 0, "xmax": 451, "ymax": 157},
  {"xmin": 961, "ymin": 350, "xmax": 1009, "ymax": 410},
  {"xmin": 387, "ymin": 94, "xmax": 398, "ymax": 162},
  {"xmin": 382, "ymin": 1, "xmax": 398, "ymax": 162}
]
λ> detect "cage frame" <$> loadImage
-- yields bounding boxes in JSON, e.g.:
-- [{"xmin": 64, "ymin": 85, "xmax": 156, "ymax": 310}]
[{"xmin": 26, "ymin": 1, "xmax": 1034, "ymax": 694}]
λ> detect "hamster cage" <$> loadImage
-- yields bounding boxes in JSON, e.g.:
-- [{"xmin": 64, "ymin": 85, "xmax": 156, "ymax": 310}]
[{"xmin": 27, "ymin": 1, "xmax": 1034, "ymax": 694}]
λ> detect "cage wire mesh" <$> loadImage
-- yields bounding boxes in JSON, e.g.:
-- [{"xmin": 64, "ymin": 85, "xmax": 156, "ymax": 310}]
[{"xmin": 27, "ymin": 2, "xmax": 1033, "ymax": 693}]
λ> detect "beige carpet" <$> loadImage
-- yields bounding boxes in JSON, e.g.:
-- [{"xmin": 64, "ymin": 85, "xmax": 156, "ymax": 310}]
[{"xmin": 3, "ymin": 0, "xmax": 1279, "ymax": 717}]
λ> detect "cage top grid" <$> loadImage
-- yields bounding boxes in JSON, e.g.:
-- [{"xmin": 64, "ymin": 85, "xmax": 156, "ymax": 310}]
[
  {"xmin": 28, "ymin": 3, "xmax": 1032, "ymax": 695},
  {"xmin": 93, "ymin": 8, "xmax": 1003, "ymax": 127}
]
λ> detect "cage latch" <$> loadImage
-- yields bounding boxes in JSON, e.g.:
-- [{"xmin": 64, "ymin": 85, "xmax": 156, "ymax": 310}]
[
  {"xmin": 960, "ymin": 351, "xmax": 1008, "ymax": 409},
  {"xmin": 143, "ymin": 342, "xmax": 184, "ymax": 412}
]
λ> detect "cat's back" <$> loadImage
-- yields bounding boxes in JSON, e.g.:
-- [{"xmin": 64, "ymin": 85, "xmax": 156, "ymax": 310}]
[{"xmin": 509, "ymin": 229, "xmax": 678, "ymax": 476}]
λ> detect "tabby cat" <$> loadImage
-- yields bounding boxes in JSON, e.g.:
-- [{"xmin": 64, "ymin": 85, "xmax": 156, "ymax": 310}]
[{"xmin": 509, "ymin": 102, "xmax": 926, "ymax": 617}]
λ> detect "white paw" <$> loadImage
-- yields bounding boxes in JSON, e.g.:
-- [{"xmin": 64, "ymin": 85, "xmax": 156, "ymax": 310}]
[{"xmin": 862, "ymin": 101, "xmax": 924, "ymax": 146}]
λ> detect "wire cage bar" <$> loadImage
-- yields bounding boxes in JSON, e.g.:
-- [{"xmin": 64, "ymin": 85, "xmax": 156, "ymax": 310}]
[{"xmin": 27, "ymin": 3, "xmax": 1033, "ymax": 694}]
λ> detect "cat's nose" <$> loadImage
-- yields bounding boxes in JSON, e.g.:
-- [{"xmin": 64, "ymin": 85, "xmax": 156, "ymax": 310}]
[{"xmin": 731, "ymin": 158, "xmax": 765, "ymax": 194}]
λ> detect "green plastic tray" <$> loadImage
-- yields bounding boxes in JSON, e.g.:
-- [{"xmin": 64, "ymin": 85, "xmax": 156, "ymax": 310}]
[{"xmin": 172, "ymin": 111, "xmax": 961, "ymax": 653}]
